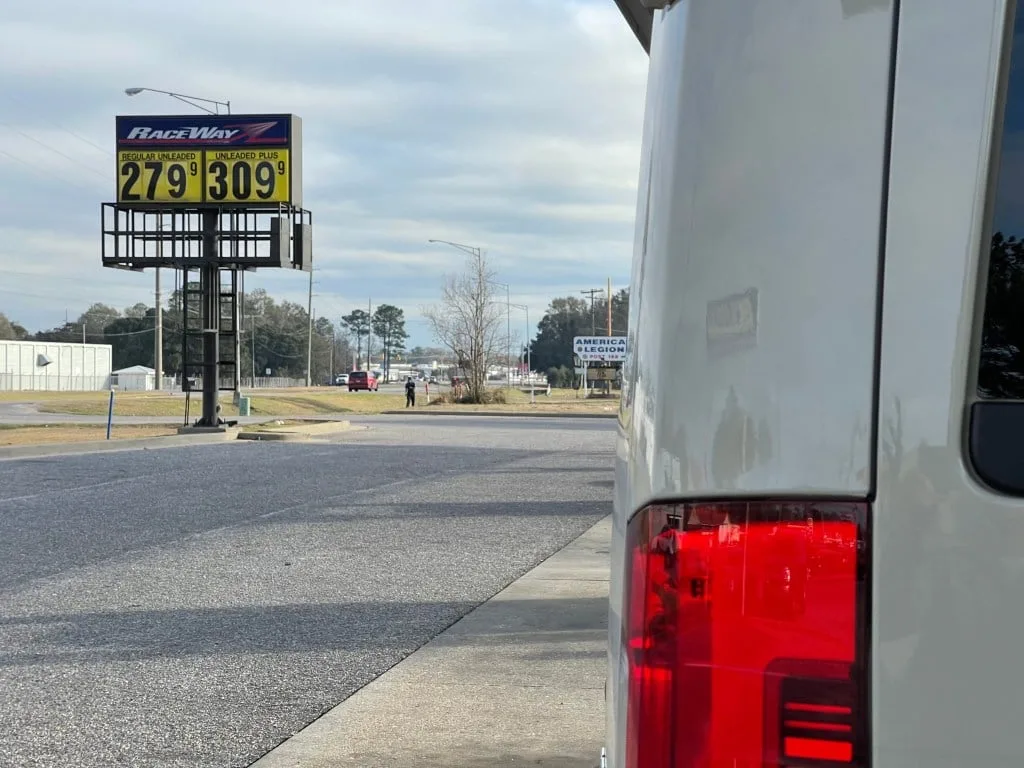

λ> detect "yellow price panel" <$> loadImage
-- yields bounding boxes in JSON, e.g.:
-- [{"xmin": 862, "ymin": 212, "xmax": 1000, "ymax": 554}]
[
  {"xmin": 204, "ymin": 149, "xmax": 290, "ymax": 204},
  {"xmin": 117, "ymin": 150, "xmax": 202, "ymax": 204}
]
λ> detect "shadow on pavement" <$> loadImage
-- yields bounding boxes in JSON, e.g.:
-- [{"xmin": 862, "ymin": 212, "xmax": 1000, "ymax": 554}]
[
  {"xmin": 0, "ymin": 596, "xmax": 609, "ymax": 667},
  {"xmin": 0, "ymin": 443, "xmax": 608, "ymax": 590}
]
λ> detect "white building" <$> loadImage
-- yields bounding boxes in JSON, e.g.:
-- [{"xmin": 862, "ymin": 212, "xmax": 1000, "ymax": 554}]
[
  {"xmin": 0, "ymin": 340, "xmax": 113, "ymax": 392},
  {"xmin": 112, "ymin": 365, "xmax": 156, "ymax": 391}
]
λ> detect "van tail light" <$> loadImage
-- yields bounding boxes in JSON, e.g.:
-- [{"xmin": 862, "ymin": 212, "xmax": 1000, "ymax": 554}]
[{"xmin": 625, "ymin": 501, "xmax": 868, "ymax": 768}]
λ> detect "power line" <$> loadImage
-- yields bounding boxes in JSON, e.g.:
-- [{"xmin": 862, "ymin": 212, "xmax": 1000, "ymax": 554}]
[
  {"xmin": 0, "ymin": 123, "xmax": 109, "ymax": 181},
  {"xmin": 0, "ymin": 94, "xmax": 113, "ymax": 158},
  {"xmin": 0, "ymin": 147, "xmax": 104, "ymax": 194}
]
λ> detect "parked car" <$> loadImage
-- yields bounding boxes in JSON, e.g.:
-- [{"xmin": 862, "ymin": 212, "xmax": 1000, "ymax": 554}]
[{"xmin": 347, "ymin": 370, "xmax": 378, "ymax": 392}]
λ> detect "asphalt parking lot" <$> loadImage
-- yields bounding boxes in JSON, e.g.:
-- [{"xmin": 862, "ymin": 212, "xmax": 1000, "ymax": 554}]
[{"xmin": 0, "ymin": 415, "xmax": 615, "ymax": 768}]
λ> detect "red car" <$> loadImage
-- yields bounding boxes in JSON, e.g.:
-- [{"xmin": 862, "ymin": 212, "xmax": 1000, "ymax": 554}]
[{"xmin": 347, "ymin": 370, "xmax": 378, "ymax": 392}]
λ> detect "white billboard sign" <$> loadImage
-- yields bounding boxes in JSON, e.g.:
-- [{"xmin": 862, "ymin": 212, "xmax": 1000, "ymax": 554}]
[{"xmin": 573, "ymin": 336, "xmax": 627, "ymax": 362}]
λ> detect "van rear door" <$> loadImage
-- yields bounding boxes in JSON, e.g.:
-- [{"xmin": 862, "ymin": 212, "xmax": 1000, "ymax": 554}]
[
  {"xmin": 610, "ymin": 1, "xmax": 897, "ymax": 766},
  {"xmin": 873, "ymin": 1, "xmax": 1024, "ymax": 765}
]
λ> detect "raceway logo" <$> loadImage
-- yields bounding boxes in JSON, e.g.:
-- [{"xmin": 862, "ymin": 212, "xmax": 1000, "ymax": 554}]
[{"xmin": 122, "ymin": 121, "xmax": 284, "ymax": 145}]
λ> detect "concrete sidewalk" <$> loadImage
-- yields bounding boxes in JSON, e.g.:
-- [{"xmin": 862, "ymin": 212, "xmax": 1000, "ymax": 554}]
[{"xmin": 251, "ymin": 517, "xmax": 611, "ymax": 768}]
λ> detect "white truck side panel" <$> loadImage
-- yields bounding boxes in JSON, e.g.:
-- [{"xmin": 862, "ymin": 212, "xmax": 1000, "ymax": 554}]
[
  {"xmin": 620, "ymin": 0, "xmax": 893, "ymax": 508},
  {"xmin": 609, "ymin": 1, "xmax": 895, "ymax": 765},
  {"xmin": 873, "ymin": 1, "xmax": 1024, "ymax": 765}
]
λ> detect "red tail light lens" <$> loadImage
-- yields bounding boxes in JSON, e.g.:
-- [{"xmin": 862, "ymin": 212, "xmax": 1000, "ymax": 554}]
[{"xmin": 625, "ymin": 501, "xmax": 868, "ymax": 768}]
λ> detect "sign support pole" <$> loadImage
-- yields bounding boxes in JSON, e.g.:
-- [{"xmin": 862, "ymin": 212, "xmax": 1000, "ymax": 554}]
[
  {"xmin": 155, "ymin": 215, "xmax": 163, "ymax": 390},
  {"xmin": 200, "ymin": 210, "xmax": 220, "ymax": 427}
]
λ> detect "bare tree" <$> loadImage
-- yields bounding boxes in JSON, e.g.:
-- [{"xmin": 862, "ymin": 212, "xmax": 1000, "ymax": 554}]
[{"xmin": 423, "ymin": 249, "xmax": 506, "ymax": 403}]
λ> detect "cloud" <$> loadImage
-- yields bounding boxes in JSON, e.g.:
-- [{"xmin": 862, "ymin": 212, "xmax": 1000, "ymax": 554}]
[{"xmin": 0, "ymin": 0, "xmax": 647, "ymax": 347}]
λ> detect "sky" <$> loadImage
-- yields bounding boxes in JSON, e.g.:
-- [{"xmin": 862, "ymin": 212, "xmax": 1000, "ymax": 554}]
[{"xmin": 0, "ymin": 0, "xmax": 649, "ymax": 348}]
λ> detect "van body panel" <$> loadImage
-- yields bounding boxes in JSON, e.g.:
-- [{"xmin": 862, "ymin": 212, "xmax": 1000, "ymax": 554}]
[
  {"xmin": 609, "ymin": 1, "xmax": 895, "ymax": 765},
  {"xmin": 873, "ymin": 1, "xmax": 1024, "ymax": 765},
  {"xmin": 619, "ymin": 0, "xmax": 893, "ymax": 511}
]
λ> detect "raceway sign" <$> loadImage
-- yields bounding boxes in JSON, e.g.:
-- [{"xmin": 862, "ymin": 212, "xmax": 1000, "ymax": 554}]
[
  {"xmin": 116, "ymin": 114, "xmax": 292, "ymax": 147},
  {"xmin": 573, "ymin": 336, "xmax": 627, "ymax": 362}
]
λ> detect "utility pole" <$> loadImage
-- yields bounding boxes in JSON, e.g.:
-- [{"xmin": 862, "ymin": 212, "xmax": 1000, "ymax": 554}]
[
  {"xmin": 607, "ymin": 279, "xmax": 613, "ymax": 395},
  {"xmin": 505, "ymin": 284, "xmax": 511, "ymax": 390},
  {"xmin": 581, "ymin": 288, "xmax": 602, "ymax": 335},
  {"xmin": 367, "ymin": 297, "xmax": 373, "ymax": 371},
  {"xmin": 607, "ymin": 278, "xmax": 612, "ymax": 336}
]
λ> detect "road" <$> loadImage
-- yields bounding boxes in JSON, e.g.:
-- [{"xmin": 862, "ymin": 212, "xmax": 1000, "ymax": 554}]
[{"xmin": 0, "ymin": 415, "xmax": 615, "ymax": 768}]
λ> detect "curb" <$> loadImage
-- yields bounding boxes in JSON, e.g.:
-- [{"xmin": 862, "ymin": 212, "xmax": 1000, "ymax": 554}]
[
  {"xmin": 379, "ymin": 409, "xmax": 617, "ymax": 419},
  {"xmin": 237, "ymin": 420, "xmax": 354, "ymax": 441},
  {"xmin": 250, "ymin": 515, "xmax": 612, "ymax": 767}
]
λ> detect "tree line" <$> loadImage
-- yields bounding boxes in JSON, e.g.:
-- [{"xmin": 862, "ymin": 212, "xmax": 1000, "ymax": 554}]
[
  {"xmin": 2, "ymin": 272, "xmax": 631, "ymax": 396},
  {"xmin": 0, "ymin": 292, "xmax": 413, "ymax": 385}
]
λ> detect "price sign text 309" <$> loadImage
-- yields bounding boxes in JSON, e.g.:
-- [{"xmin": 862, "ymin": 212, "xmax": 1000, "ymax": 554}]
[{"xmin": 204, "ymin": 149, "xmax": 290, "ymax": 204}]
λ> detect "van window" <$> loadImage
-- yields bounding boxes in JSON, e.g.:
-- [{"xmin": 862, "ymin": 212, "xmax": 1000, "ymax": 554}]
[
  {"xmin": 970, "ymin": 6, "xmax": 1024, "ymax": 496},
  {"xmin": 979, "ymin": 6, "xmax": 1024, "ymax": 399}
]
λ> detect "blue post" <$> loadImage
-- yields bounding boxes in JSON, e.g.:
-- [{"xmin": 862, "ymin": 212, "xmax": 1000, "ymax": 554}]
[{"xmin": 106, "ymin": 388, "xmax": 115, "ymax": 440}]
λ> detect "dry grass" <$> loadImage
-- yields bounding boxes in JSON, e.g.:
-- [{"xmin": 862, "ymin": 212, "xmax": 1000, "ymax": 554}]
[
  {"xmin": 11, "ymin": 386, "xmax": 617, "ymax": 418},
  {"xmin": 25, "ymin": 390, "xmax": 404, "ymax": 417},
  {"xmin": 0, "ymin": 423, "xmax": 177, "ymax": 446},
  {"xmin": 426, "ymin": 386, "xmax": 619, "ymax": 413},
  {"xmin": 32, "ymin": 392, "xmax": 230, "ymax": 417},
  {"xmin": 248, "ymin": 392, "xmax": 405, "ymax": 414},
  {"xmin": 425, "ymin": 400, "xmax": 619, "ymax": 414}
]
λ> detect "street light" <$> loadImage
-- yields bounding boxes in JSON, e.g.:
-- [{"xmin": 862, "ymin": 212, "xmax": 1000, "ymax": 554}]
[
  {"xmin": 124, "ymin": 87, "xmax": 231, "ymax": 115},
  {"xmin": 509, "ymin": 302, "xmax": 534, "ymax": 404},
  {"xmin": 125, "ymin": 87, "xmax": 237, "ymax": 394},
  {"xmin": 427, "ymin": 239, "xmax": 512, "ymax": 390}
]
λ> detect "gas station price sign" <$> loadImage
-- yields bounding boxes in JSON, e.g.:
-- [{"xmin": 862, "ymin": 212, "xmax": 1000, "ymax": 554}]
[
  {"xmin": 117, "ymin": 150, "xmax": 202, "ymax": 203},
  {"xmin": 205, "ymin": 148, "xmax": 290, "ymax": 204},
  {"xmin": 115, "ymin": 114, "xmax": 302, "ymax": 207}
]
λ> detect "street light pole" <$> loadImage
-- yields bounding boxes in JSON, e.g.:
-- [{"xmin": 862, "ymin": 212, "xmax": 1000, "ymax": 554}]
[
  {"xmin": 510, "ymin": 302, "xmax": 533, "ymax": 404},
  {"xmin": 501, "ymin": 283, "xmax": 510, "ymax": 390},
  {"xmin": 124, "ymin": 87, "xmax": 230, "ymax": 115}
]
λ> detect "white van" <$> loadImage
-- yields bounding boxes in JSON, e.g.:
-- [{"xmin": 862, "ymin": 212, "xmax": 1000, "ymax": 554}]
[{"xmin": 609, "ymin": 1, "xmax": 1024, "ymax": 766}]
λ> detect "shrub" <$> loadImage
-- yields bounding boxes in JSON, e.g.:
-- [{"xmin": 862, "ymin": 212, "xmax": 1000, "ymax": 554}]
[
  {"xmin": 546, "ymin": 365, "xmax": 574, "ymax": 389},
  {"xmin": 429, "ymin": 388, "xmax": 507, "ymax": 405}
]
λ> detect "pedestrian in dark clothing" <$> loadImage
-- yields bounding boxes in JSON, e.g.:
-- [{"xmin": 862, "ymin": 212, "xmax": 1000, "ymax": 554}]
[{"xmin": 405, "ymin": 377, "xmax": 416, "ymax": 408}]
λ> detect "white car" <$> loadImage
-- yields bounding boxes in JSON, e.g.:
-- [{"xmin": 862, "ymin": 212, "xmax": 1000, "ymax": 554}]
[{"xmin": 609, "ymin": 1, "xmax": 1024, "ymax": 766}]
